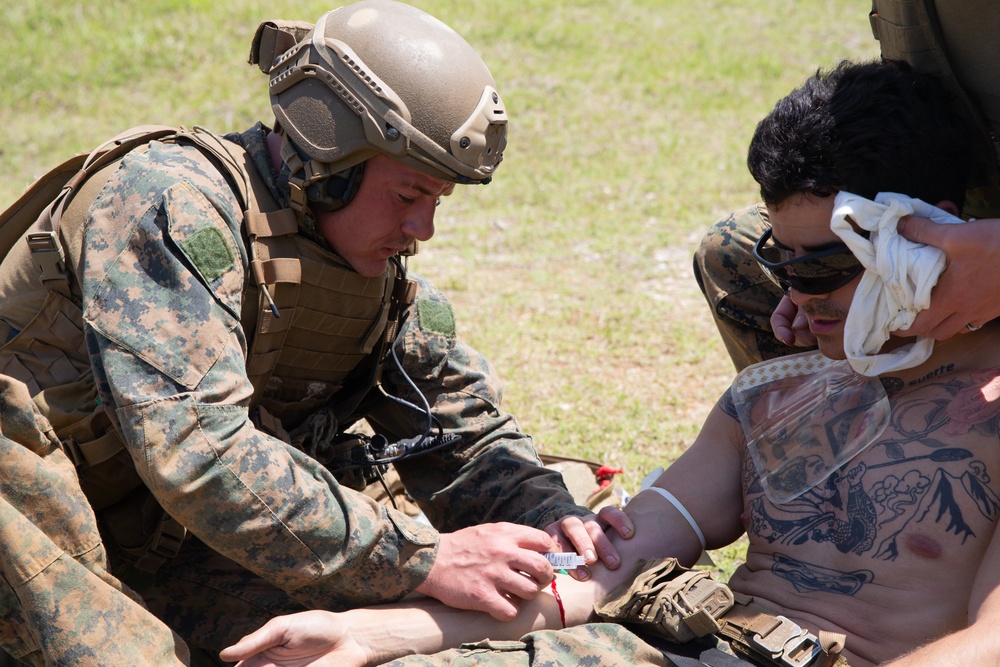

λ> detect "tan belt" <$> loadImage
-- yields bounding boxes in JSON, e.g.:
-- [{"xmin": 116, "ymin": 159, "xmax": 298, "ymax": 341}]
[{"xmin": 717, "ymin": 593, "xmax": 848, "ymax": 667}]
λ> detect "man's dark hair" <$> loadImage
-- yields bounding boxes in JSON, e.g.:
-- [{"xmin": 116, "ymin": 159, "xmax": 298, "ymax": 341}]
[{"xmin": 747, "ymin": 59, "xmax": 974, "ymax": 210}]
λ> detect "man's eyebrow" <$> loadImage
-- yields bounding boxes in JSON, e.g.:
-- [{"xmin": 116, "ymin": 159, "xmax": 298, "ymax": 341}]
[{"xmin": 404, "ymin": 181, "xmax": 455, "ymax": 197}]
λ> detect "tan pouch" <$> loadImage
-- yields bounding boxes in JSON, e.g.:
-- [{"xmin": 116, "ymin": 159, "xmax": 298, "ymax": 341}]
[{"xmin": 594, "ymin": 558, "xmax": 734, "ymax": 643}]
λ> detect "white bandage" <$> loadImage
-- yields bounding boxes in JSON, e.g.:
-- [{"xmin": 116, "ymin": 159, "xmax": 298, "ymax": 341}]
[
  {"xmin": 830, "ymin": 191, "xmax": 963, "ymax": 376},
  {"xmin": 638, "ymin": 486, "xmax": 707, "ymax": 551}
]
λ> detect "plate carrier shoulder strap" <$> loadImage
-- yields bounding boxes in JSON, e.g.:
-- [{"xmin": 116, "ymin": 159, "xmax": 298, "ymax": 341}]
[{"xmin": 0, "ymin": 124, "xmax": 300, "ymax": 405}]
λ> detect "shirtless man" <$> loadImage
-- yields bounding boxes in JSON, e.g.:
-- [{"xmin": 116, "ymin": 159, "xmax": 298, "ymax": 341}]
[{"xmin": 220, "ymin": 60, "xmax": 1000, "ymax": 667}]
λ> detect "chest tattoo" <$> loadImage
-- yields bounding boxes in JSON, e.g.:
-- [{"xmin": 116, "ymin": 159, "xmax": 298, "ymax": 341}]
[{"xmin": 741, "ymin": 369, "xmax": 1000, "ymax": 595}]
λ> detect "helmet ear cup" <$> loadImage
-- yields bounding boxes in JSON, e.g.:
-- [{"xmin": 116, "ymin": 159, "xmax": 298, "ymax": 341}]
[{"xmin": 304, "ymin": 162, "xmax": 365, "ymax": 212}]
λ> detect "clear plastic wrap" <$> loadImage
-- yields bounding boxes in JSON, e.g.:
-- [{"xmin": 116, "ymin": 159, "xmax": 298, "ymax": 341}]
[{"xmin": 731, "ymin": 352, "xmax": 890, "ymax": 504}]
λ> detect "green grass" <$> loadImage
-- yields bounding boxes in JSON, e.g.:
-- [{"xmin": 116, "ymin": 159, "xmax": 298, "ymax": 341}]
[{"xmin": 2, "ymin": 0, "xmax": 879, "ymax": 578}]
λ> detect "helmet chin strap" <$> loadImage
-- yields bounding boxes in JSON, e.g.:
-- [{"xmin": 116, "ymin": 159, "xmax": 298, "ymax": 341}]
[{"xmin": 274, "ymin": 128, "xmax": 365, "ymax": 238}]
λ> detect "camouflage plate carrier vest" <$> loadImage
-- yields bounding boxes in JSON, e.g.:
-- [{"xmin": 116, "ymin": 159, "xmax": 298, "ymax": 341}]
[{"xmin": 0, "ymin": 126, "xmax": 414, "ymax": 511}]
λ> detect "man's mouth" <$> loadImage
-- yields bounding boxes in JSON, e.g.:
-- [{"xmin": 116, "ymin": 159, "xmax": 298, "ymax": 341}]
[
  {"xmin": 807, "ymin": 316, "xmax": 842, "ymax": 335},
  {"xmin": 381, "ymin": 246, "xmax": 408, "ymax": 258},
  {"xmin": 382, "ymin": 239, "xmax": 413, "ymax": 257}
]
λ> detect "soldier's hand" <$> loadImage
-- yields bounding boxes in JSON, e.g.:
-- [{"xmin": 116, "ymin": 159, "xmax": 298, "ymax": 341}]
[
  {"xmin": 416, "ymin": 523, "xmax": 555, "ymax": 621},
  {"xmin": 896, "ymin": 215, "xmax": 1000, "ymax": 338},
  {"xmin": 219, "ymin": 610, "xmax": 368, "ymax": 667},
  {"xmin": 771, "ymin": 293, "xmax": 816, "ymax": 347},
  {"xmin": 544, "ymin": 507, "xmax": 634, "ymax": 581}
]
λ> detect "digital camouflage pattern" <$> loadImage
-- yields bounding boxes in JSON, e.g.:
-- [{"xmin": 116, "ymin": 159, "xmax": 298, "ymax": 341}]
[
  {"xmin": 382, "ymin": 623, "xmax": 762, "ymax": 667},
  {"xmin": 0, "ymin": 376, "xmax": 187, "ymax": 665},
  {"xmin": 0, "ymin": 123, "xmax": 585, "ymax": 660},
  {"xmin": 692, "ymin": 204, "xmax": 814, "ymax": 372}
]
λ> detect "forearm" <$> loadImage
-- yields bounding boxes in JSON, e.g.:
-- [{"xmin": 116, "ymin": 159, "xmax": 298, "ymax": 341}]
[
  {"xmin": 413, "ymin": 486, "xmax": 715, "ymax": 645},
  {"xmin": 349, "ymin": 575, "xmax": 602, "ymax": 665}
]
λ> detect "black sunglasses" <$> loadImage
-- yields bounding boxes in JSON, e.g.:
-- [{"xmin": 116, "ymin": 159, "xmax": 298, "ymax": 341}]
[{"xmin": 753, "ymin": 227, "xmax": 864, "ymax": 295}]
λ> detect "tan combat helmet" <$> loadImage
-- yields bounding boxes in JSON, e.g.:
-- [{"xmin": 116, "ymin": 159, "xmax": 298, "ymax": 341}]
[{"xmin": 265, "ymin": 0, "xmax": 508, "ymax": 213}]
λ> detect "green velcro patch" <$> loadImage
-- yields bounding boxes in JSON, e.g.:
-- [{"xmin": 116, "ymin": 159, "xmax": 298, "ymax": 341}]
[
  {"xmin": 417, "ymin": 298, "xmax": 456, "ymax": 337},
  {"xmin": 181, "ymin": 227, "xmax": 234, "ymax": 282}
]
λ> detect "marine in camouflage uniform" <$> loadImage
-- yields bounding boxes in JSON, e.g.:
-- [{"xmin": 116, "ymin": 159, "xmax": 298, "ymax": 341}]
[{"xmin": 0, "ymin": 2, "xmax": 588, "ymax": 663}]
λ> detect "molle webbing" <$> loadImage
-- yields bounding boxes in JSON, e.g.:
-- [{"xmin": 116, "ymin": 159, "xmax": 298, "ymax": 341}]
[
  {"xmin": 243, "ymin": 205, "xmax": 301, "ymax": 407},
  {"xmin": 249, "ymin": 232, "xmax": 405, "ymax": 429}
]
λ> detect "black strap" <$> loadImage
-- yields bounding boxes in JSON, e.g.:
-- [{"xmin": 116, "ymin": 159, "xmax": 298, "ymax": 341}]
[{"xmin": 636, "ymin": 630, "xmax": 761, "ymax": 667}]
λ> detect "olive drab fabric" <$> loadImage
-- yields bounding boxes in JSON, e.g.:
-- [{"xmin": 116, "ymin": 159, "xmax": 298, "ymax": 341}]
[
  {"xmin": 870, "ymin": 0, "xmax": 1000, "ymax": 210},
  {"xmin": 594, "ymin": 559, "xmax": 735, "ymax": 644}
]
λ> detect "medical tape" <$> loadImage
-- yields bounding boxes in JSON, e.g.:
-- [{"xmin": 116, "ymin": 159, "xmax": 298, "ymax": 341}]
[
  {"xmin": 733, "ymin": 352, "xmax": 837, "ymax": 393},
  {"xmin": 638, "ymin": 487, "xmax": 707, "ymax": 551}
]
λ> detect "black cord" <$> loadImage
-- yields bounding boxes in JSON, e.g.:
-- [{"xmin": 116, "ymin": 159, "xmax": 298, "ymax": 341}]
[
  {"xmin": 333, "ymin": 260, "xmax": 459, "ymax": 478},
  {"xmin": 386, "ymin": 336, "xmax": 438, "ymax": 439},
  {"xmin": 334, "ymin": 317, "xmax": 463, "ymax": 474},
  {"xmin": 372, "ymin": 465, "xmax": 398, "ymax": 510}
]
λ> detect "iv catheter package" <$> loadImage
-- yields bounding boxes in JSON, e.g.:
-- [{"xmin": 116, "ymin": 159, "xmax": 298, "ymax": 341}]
[{"xmin": 731, "ymin": 352, "xmax": 890, "ymax": 503}]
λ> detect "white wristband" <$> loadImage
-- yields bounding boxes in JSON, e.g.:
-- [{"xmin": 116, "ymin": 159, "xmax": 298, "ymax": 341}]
[{"xmin": 638, "ymin": 486, "xmax": 707, "ymax": 551}]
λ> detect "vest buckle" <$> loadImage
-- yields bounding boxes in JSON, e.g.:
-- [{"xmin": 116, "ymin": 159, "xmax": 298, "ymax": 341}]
[{"xmin": 752, "ymin": 616, "xmax": 823, "ymax": 667}]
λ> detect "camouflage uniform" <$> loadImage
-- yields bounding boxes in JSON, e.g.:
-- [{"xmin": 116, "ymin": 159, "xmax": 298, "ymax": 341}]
[
  {"xmin": 382, "ymin": 623, "xmax": 761, "ymax": 667},
  {"xmin": 0, "ymin": 375, "xmax": 188, "ymax": 666},
  {"xmin": 692, "ymin": 204, "xmax": 814, "ymax": 372},
  {"xmin": 0, "ymin": 123, "xmax": 586, "ymax": 661}
]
